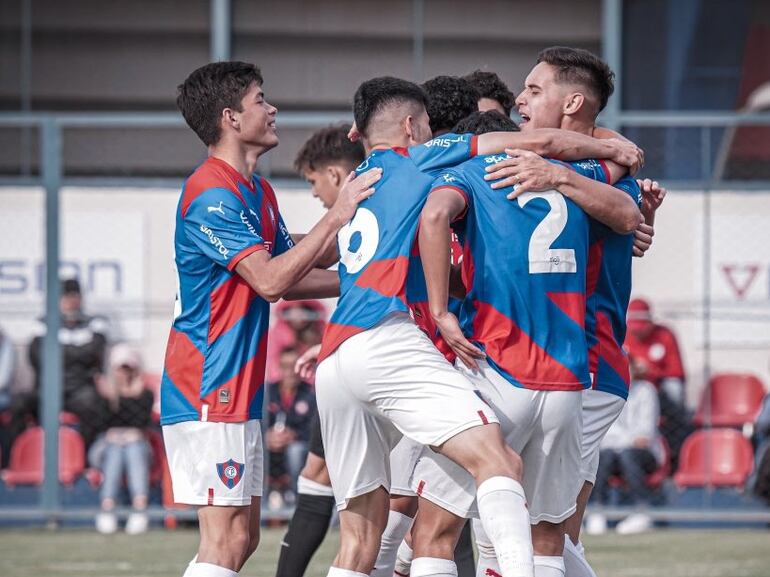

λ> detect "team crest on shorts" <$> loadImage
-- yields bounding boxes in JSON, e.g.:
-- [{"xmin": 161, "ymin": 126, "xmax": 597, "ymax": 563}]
[{"xmin": 216, "ymin": 459, "xmax": 245, "ymax": 489}]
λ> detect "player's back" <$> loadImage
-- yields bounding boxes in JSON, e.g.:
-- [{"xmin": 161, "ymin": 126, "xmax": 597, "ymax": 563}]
[
  {"xmin": 585, "ymin": 175, "xmax": 642, "ymax": 399},
  {"xmin": 319, "ymin": 133, "xmax": 477, "ymax": 361},
  {"xmin": 436, "ymin": 154, "xmax": 603, "ymax": 390}
]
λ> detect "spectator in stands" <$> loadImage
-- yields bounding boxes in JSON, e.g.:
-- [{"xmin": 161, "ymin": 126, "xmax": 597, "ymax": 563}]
[
  {"xmin": 463, "ymin": 69, "xmax": 516, "ymax": 116},
  {"xmin": 265, "ymin": 347, "xmax": 316, "ymax": 509},
  {"xmin": 0, "ymin": 326, "xmax": 17, "ymax": 467},
  {"xmin": 586, "ymin": 357, "xmax": 665, "ymax": 535},
  {"xmin": 265, "ymin": 300, "xmax": 326, "ymax": 384},
  {"xmin": 90, "ymin": 343, "xmax": 154, "ymax": 535},
  {"xmin": 625, "ymin": 297, "xmax": 686, "ymax": 404},
  {"xmin": 625, "ymin": 297, "xmax": 692, "ymax": 468},
  {"xmin": 11, "ymin": 278, "xmax": 108, "ymax": 448}
]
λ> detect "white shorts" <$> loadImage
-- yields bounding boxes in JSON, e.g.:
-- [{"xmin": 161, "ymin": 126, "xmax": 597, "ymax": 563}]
[
  {"xmin": 163, "ymin": 419, "xmax": 263, "ymax": 506},
  {"xmin": 390, "ymin": 437, "xmax": 424, "ymax": 497},
  {"xmin": 412, "ymin": 360, "xmax": 583, "ymax": 524},
  {"xmin": 580, "ymin": 388, "xmax": 626, "ymax": 483},
  {"xmin": 315, "ymin": 313, "xmax": 497, "ymax": 511}
]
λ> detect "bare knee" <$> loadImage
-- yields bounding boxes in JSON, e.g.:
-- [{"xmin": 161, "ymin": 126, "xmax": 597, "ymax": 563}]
[
  {"xmin": 440, "ymin": 424, "xmax": 522, "ymax": 482},
  {"xmin": 200, "ymin": 525, "xmax": 251, "ymax": 569},
  {"xmin": 390, "ymin": 494, "xmax": 418, "ymax": 517},
  {"xmin": 335, "ymin": 488, "xmax": 390, "ymax": 573},
  {"xmin": 531, "ymin": 521, "xmax": 565, "ymax": 557}
]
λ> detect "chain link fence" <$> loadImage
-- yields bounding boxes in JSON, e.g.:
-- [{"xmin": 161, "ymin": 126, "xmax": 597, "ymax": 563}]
[{"xmin": 0, "ymin": 113, "xmax": 769, "ymax": 528}]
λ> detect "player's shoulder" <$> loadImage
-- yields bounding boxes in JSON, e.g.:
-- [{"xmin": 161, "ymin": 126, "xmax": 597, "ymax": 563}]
[{"xmin": 182, "ymin": 159, "xmax": 248, "ymax": 217}]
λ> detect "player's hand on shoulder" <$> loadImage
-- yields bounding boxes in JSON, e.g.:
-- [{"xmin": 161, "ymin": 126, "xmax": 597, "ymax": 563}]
[
  {"xmin": 434, "ymin": 311, "xmax": 485, "ymax": 370},
  {"xmin": 329, "ymin": 168, "xmax": 383, "ymax": 225},
  {"xmin": 295, "ymin": 344, "xmax": 322, "ymax": 381},
  {"xmin": 607, "ymin": 138, "xmax": 644, "ymax": 175},
  {"xmin": 484, "ymin": 148, "xmax": 563, "ymax": 199}
]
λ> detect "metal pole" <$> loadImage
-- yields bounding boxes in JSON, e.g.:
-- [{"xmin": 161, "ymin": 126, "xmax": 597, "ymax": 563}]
[
  {"xmin": 701, "ymin": 125, "xmax": 712, "ymax": 502},
  {"xmin": 601, "ymin": 0, "xmax": 622, "ymax": 131},
  {"xmin": 412, "ymin": 0, "xmax": 424, "ymax": 82},
  {"xmin": 210, "ymin": 0, "xmax": 232, "ymax": 62},
  {"xmin": 20, "ymin": 0, "xmax": 33, "ymax": 176},
  {"xmin": 40, "ymin": 118, "xmax": 62, "ymax": 516}
]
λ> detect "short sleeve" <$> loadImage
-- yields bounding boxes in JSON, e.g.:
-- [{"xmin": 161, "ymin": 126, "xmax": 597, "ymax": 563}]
[
  {"xmin": 408, "ymin": 133, "xmax": 478, "ymax": 175},
  {"xmin": 429, "ymin": 168, "xmax": 472, "ymax": 221},
  {"xmin": 183, "ymin": 187, "xmax": 265, "ymax": 270},
  {"xmin": 614, "ymin": 175, "xmax": 643, "ymax": 207}
]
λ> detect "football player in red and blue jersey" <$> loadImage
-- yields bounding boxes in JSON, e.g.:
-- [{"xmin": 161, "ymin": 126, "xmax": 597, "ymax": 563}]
[
  {"xmin": 314, "ymin": 76, "xmax": 642, "ymax": 577},
  {"xmin": 162, "ymin": 62, "xmax": 380, "ymax": 577},
  {"xmin": 414, "ymin": 110, "xmax": 641, "ymax": 577},
  {"xmin": 486, "ymin": 46, "xmax": 663, "ymax": 577}
]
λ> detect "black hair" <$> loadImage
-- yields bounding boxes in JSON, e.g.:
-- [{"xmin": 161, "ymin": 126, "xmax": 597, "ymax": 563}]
[
  {"xmin": 453, "ymin": 110, "xmax": 520, "ymax": 135},
  {"xmin": 537, "ymin": 46, "xmax": 615, "ymax": 113},
  {"xmin": 294, "ymin": 123, "xmax": 365, "ymax": 173},
  {"xmin": 176, "ymin": 61, "xmax": 263, "ymax": 146},
  {"xmin": 421, "ymin": 75, "xmax": 480, "ymax": 134},
  {"xmin": 353, "ymin": 76, "xmax": 428, "ymax": 137},
  {"xmin": 463, "ymin": 70, "xmax": 516, "ymax": 115}
]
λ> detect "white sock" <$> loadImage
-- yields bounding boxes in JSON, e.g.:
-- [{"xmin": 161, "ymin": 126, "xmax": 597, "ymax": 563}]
[
  {"xmin": 476, "ymin": 477, "xmax": 534, "ymax": 577},
  {"xmin": 563, "ymin": 538, "xmax": 596, "ymax": 577},
  {"xmin": 411, "ymin": 557, "xmax": 458, "ymax": 577},
  {"xmin": 534, "ymin": 556, "xmax": 565, "ymax": 577},
  {"xmin": 186, "ymin": 562, "xmax": 238, "ymax": 577},
  {"xmin": 297, "ymin": 475, "xmax": 335, "ymax": 497},
  {"xmin": 182, "ymin": 555, "xmax": 198, "ymax": 577},
  {"xmin": 371, "ymin": 510, "xmax": 414, "ymax": 577},
  {"xmin": 326, "ymin": 568, "xmax": 368, "ymax": 577},
  {"xmin": 395, "ymin": 540, "xmax": 414, "ymax": 576},
  {"xmin": 472, "ymin": 518, "xmax": 502, "ymax": 577}
]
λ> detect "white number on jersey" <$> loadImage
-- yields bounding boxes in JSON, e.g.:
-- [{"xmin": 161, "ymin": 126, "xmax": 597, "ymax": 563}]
[
  {"xmin": 338, "ymin": 208, "xmax": 380, "ymax": 274},
  {"xmin": 517, "ymin": 190, "xmax": 577, "ymax": 274}
]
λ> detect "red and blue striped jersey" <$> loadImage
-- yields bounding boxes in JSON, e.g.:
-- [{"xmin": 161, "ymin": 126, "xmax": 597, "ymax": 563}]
[
  {"xmin": 433, "ymin": 156, "xmax": 607, "ymax": 391},
  {"xmin": 319, "ymin": 133, "xmax": 478, "ymax": 362},
  {"xmin": 160, "ymin": 157, "xmax": 294, "ymax": 425},
  {"xmin": 586, "ymin": 174, "xmax": 642, "ymax": 399}
]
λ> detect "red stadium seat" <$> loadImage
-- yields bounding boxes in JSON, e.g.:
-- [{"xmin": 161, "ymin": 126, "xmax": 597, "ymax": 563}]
[
  {"xmin": 693, "ymin": 373, "xmax": 766, "ymax": 428},
  {"xmin": 673, "ymin": 428, "xmax": 754, "ymax": 488},
  {"xmin": 1, "ymin": 426, "xmax": 86, "ymax": 487}
]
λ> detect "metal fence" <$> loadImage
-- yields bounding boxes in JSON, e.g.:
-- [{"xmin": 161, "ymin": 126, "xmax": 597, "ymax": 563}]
[{"xmin": 1, "ymin": 111, "xmax": 770, "ymax": 527}]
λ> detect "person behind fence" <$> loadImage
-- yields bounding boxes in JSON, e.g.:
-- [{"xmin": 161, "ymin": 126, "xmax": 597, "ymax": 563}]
[
  {"xmin": 0, "ymin": 325, "xmax": 17, "ymax": 468},
  {"xmin": 265, "ymin": 346, "xmax": 317, "ymax": 509},
  {"xmin": 90, "ymin": 343, "xmax": 154, "ymax": 535},
  {"xmin": 265, "ymin": 300, "xmax": 326, "ymax": 385},
  {"xmin": 586, "ymin": 356, "xmax": 665, "ymax": 536},
  {"xmin": 12, "ymin": 277, "xmax": 109, "ymax": 447}
]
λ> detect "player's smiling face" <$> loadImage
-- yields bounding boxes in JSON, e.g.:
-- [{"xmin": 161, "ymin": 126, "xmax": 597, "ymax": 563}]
[
  {"xmin": 516, "ymin": 62, "xmax": 567, "ymax": 131},
  {"xmin": 236, "ymin": 82, "xmax": 279, "ymax": 150}
]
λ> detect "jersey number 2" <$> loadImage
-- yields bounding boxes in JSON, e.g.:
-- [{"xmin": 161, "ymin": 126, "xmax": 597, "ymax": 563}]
[{"xmin": 517, "ymin": 190, "xmax": 576, "ymax": 274}]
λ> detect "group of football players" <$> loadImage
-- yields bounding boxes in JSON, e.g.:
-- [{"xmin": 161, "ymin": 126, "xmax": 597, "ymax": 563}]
[{"xmin": 161, "ymin": 45, "xmax": 663, "ymax": 577}]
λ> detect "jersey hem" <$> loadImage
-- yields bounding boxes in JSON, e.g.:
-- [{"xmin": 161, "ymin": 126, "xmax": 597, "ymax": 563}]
[{"xmin": 160, "ymin": 412, "xmax": 263, "ymax": 426}]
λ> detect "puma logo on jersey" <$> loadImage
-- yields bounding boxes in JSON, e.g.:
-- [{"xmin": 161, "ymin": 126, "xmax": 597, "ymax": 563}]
[{"xmin": 207, "ymin": 201, "xmax": 225, "ymax": 215}]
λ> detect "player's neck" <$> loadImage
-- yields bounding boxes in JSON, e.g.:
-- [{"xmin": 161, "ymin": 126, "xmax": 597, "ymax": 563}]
[
  {"xmin": 208, "ymin": 142, "xmax": 262, "ymax": 181},
  {"xmin": 560, "ymin": 116, "xmax": 594, "ymax": 136},
  {"xmin": 365, "ymin": 132, "xmax": 411, "ymax": 154}
]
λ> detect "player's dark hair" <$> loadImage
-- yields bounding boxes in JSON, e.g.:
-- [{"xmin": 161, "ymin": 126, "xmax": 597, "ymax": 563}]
[
  {"xmin": 453, "ymin": 110, "xmax": 520, "ymax": 135},
  {"xmin": 353, "ymin": 76, "xmax": 428, "ymax": 137},
  {"xmin": 537, "ymin": 46, "xmax": 615, "ymax": 114},
  {"xmin": 294, "ymin": 123, "xmax": 365, "ymax": 173},
  {"xmin": 177, "ymin": 61, "xmax": 263, "ymax": 146},
  {"xmin": 463, "ymin": 70, "xmax": 516, "ymax": 115},
  {"xmin": 421, "ymin": 75, "xmax": 480, "ymax": 134}
]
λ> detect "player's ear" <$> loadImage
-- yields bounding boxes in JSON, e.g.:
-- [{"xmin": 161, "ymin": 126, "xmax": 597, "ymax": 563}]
[
  {"xmin": 327, "ymin": 165, "xmax": 343, "ymax": 187},
  {"xmin": 404, "ymin": 115, "xmax": 415, "ymax": 141},
  {"xmin": 563, "ymin": 92, "xmax": 585, "ymax": 116},
  {"xmin": 222, "ymin": 107, "xmax": 240, "ymax": 132}
]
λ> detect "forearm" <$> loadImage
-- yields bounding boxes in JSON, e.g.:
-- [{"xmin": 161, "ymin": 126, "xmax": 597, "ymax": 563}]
[
  {"xmin": 484, "ymin": 129, "xmax": 621, "ymax": 161},
  {"xmin": 557, "ymin": 168, "xmax": 641, "ymax": 234},
  {"xmin": 283, "ymin": 268, "xmax": 340, "ymax": 300},
  {"xmin": 239, "ymin": 212, "xmax": 343, "ymax": 302},
  {"xmin": 419, "ymin": 204, "xmax": 454, "ymax": 318}
]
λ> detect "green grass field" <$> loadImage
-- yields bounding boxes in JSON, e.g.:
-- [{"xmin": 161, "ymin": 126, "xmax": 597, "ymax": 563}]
[{"xmin": 1, "ymin": 526, "xmax": 768, "ymax": 577}]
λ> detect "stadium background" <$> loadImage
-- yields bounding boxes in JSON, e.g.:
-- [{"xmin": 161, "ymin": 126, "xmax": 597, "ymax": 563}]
[{"xmin": 0, "ymin": 0, "xmax": 769, "ymax": 563}]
